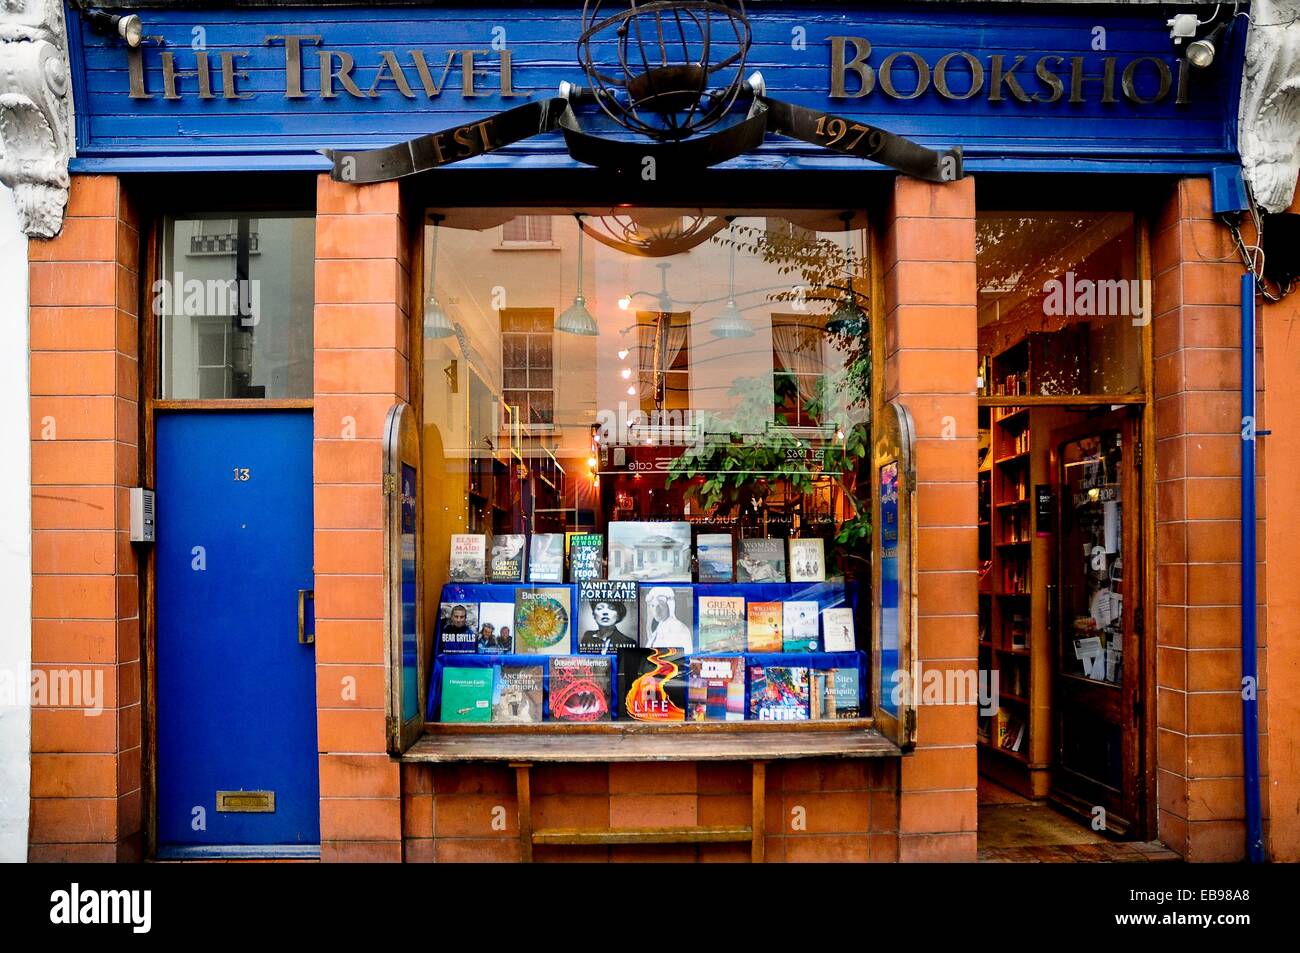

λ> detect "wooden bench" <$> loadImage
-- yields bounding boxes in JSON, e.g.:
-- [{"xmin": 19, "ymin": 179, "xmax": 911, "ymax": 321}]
[{"xmin": 401, "ymin": 725, "xmax": 902, "ymax": 861}]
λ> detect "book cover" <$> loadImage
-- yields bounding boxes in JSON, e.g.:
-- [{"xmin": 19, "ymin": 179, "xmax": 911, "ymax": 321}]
[
  {"xmin": 491, "ymin": 664, "xmax": 543, "ymax": 723},
  {"xmin": 821, "ymin": 607, "xmax": 857, "ymax": 652},
  {"xmin": 440, "ymin": 666, "xmax": 492, "ymax": 722},
  {"xmin": 528, "ymin": 533, "xmax": 565, "ymax": 583},
  {"xmin": 513, "ymin": 587, "xmax": 572, "ymax": 655},
  {"xmin": 577, "ymin": 580, "xmax": 639, "ymax": 655},
  {"xmin": 788, "ymin": 538, "xmax": 826, "ymax": 583},
  {"xmin": 811, "ymin": 668, "xmax": 860, "ymax": 719},
  {"xmin": 696, "ymin": 533, "xmax": 734, "ymax": 582},
  {"xmin": 687, "ymin": 656, "xmax": 745, "ymax": 722},
  {"xmin": 735, "ymin": 538, "xmax": 786, "ymax": 582},
  {"xmin": 749, "ymin": 665, "xmax": 810, "ymax": 721},
  {"xmin": 607, "ymin": 521, "xmax": 692, "ymax": 582},
  {"xmin": 449, "ymin": 534, "xmax": 487, "ymax": 583},
  {"xmin": 476, "ymin": 602, "xmax": 515, "ymax": 654},
  {"xmin": 490, "ymin": 534, "xmax": 527, "ymax": 582},
  {"xmin": 548, "ymin": 655, "xmax": 613, "ymax": 722},
  {"xmin": 746, "ymin": 601, "xmax": 783, "ymax": 652},
  {"xmin": 438, "ymin": 602, "xmax": 479, "ymax": 655},
  {"xmin": 640, "ymin": 586, "xmax": 695, "ymax": 652},
  {"xmin": 568, "ymin": 533, "xmax": 605, "ymax": 582},
  {"xmin": 697, "ymin": 595, "xmax": 745, "ymax": 653},
  {"xmin": 618, "ymin": 647, "xmax": 687, "ymax": 722},
  {"xmin": 782, "ymin": 601, "xmax": 820, "ymax": 652}
]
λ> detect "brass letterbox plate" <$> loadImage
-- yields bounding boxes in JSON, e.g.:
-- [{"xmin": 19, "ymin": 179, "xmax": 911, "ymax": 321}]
[{"xmin": 216, "ymin": 790, "xmax": 276, "ymax": 813}]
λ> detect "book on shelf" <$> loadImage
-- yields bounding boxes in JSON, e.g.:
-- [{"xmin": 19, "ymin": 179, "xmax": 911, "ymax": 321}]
[
  {"xmin": 787, "ymin": 538, "xmax": 826, "ymax": 583},
  {"xmin": 696, "ymin": 533, "xmax": 734, "ymax": 582},
  {"xmin": 489, "ymin": 534, "xmax": 527, "ymax": 582},
  {"xmin": 821, "ymin": 607, "xmax": 856, "ymax": 652},
  {"xmin": 697, "ymin": 595, "xmax": 745, "ymax": 653},
  {"xmin": 687, "ymin": 656, "xmax": 745, "ymax": 722},
  {"xmin": 996, "ymin": 709, "xmax": 1026, "ymax": 752},
  {"xmin": 576, "ymin": 580, "xmax": 639, "ymax": 655},
  {"xmin": 438, "ymin": 601, "xmax": 478, "ymax": 655},
  {"xmin": 746, "ymin": 601, "xmax": 783, "ymax": 652},
  {"xmin": 528, "ymin": 533, "xmax": 565, "ymax": 582},
  {"xmin": 491, "ymin": 664, "xmax": 543, "ymax": 723},
  {"xmin": 548, "ymin": 656, "xmax": 613, "ymax": 722},
  {"xmin": 640, "ymin": 586, "xmax": 694, "ymax": 652},
  {"xmin": 749, "ymin": 665, "xmax": 810, "ymax": 721},
  {"xmin": 448, "ymin": 534, "xmax": 486, "ymax": 583},
  {"xmin": 607, "ymin": 521, "xmax": 693, "ymax": 582},
  {"xmin": 476, "ymin": 602, "xmax": 515, "ymax": 654},
  {"xmin": 782, "ymin": 600, "xmax": 820, "ymax": 652},
  {"xmin": 513, "ymin": 587, "xmax": 571, "ymax": 655},
  {"xmin": 618, "ymin": 647, "xmax": 687, "ymax": 722},
  {"xmin": 735, "ymin": 538, "xmax": 786, "ymax": 583},
  {"xmin": 568, "ymin": 532, "xmax": 604, "ymax": 582},
  {"xmin": 440, "ymin": 667, "xmax": 492, "ymax": 722},
  {"xmin": 811, "ymin": 667, "xmax": 860, "ymax": 719}
]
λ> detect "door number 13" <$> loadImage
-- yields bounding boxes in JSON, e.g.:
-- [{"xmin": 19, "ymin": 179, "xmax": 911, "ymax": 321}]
[{"xmin": 233, "ymin": 468, "xmax": 251, "ymax": 481}]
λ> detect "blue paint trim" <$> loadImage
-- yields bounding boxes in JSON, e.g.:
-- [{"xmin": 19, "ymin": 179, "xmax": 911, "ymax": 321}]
[
  {"xmin": 1240, "ymin": 272, "xmax": 1265, "ymax": 864},
  {"xmin": 154, "ymin": 844, "xmax": 322, "ymax": 860}
]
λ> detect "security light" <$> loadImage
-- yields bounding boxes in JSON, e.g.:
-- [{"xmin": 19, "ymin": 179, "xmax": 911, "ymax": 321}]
[{"xmin": 84, "ymin": 8, "xmax": 144, "ymax": 48}]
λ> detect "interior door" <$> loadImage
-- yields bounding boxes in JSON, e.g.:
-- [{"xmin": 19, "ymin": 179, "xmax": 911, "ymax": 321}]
[
  {"xmin": 155, "ymin": 410, "xmax": 319, "ymax": 855},
  {"xmin": 1049, "ymin": 408, "xmax": 1143, "ymax": 834}
]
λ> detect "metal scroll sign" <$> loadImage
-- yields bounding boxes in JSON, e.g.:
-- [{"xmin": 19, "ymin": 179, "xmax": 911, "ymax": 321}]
[
  {"xmin": 383, "ymin": 402, "xmax": 425, "ymax": 755},
  {"xmin": 873, "ymin": 399, "xmax": 918, "ymax": 749},
  {"xmin": 324, "ymin": 1, "xmax": 963, "ymax": 185}
]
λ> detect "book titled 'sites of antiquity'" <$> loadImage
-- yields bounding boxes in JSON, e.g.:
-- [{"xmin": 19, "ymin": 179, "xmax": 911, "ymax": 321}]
[
  {"xmin": 490, "ymin": 534, "xmax": 526, "ymax": 582},
  {"xmin": 548, "ymin": 655, "xmax": 613, "ymax": 722},
  {"xmin": 448, "ymin": 533, "xmax": 486, "ymax": 583},
  {"xmin": 811, "ymin": 667, "xmax": 860, "ymax": 719}
]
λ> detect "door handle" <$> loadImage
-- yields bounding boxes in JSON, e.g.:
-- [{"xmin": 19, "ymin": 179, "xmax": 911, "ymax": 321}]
[{"xmin": 298, "ymin": 588, "xmax": 315, "ymax": 644}]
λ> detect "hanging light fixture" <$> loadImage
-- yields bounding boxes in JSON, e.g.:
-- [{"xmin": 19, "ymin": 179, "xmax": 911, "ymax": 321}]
[
  {"xmin": 556, "ymin": 213, "xmax": 599, "ymax": 336},
  {"xmin": 827, "ymin": 212, "xmax": 865, "ymax": 335},
  {"xmin": 423, "ymin": 214, "xmax": 455, "ymax": 339},
  {"xmin": 712, "ymin": 219, "xmax": 753, "ymax": 339}
]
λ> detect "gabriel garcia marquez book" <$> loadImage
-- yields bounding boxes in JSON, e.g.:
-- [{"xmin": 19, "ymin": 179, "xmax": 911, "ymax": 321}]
[
  {"xmin": 697, "ymin": 596, "xmax": 745, "ymax": 653},
  {"xmin": 749, "ymin": 665, "xmax": 810, "ymax": 721},
  {"xmin": 548, "ymin": 656, "xmax": 613, "ymax": 722},
  {"xmin": 513, "ymin": 588, "xmax": 572, "ymax": 655},
  {"xmin": 492, "ymin": 664, "xmax": 544, "ymax": 723},
  {"xmin": 688, "ymin": 656, "xmax": 745, "ymax": 722},
  {"xmin": 618, "ymin": 647, "xmax": 687, "ymax": 722},
  {"xmin": 490, "ymin": 534, "xmax": 527, "ymax": 582},
  {"xmin": 448, "ymin": 534, "xmax": 486, "ymax": 583},
  {"xmin": 440, "ymin": 666, "xmax": 493, "ymax": 722}
]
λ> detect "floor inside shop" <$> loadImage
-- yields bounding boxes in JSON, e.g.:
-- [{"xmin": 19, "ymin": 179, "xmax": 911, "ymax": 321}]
[{"xmin": 976, "ymin": 778, "xmax": 1180, "ymax": 862}]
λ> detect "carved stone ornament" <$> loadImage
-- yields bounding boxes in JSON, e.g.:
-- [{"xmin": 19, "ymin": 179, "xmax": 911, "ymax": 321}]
[
  {"xmin": 1240, "ymin": 0, "xmax": 1300, "ymax": 213},
  {"xmin": 0, "ymin": 0, "xmax": 74, "ymax": 238}
]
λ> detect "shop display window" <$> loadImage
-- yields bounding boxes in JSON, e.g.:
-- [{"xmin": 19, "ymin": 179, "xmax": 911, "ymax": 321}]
[{"xmin": 418, "ymin": 209, "xmax": 877, "ymax": 726}]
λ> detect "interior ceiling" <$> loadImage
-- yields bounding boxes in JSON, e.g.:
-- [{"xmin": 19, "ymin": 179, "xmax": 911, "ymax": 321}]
[{"xmin": 427, "ymin": 208, "xmax": 866, "ymax": 233}]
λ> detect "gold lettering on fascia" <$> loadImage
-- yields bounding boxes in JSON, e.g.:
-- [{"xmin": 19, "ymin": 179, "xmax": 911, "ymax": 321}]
[
  {"xmin": 129, "ymin": 35, "xmax": 520, "ymax": 100},
  {"xmin": 830, "ymin": 36, "xmax": 1191, "ymax": 106}
]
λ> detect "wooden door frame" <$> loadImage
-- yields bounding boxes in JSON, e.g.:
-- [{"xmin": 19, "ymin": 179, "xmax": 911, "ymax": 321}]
[{"xmin": 1045, "ymin": 406, "xmax": 1144, "ymax": 835}]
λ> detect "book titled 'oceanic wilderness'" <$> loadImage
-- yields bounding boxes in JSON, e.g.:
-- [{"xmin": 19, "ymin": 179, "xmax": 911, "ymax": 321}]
[{"xmin": 549, "ymin": 656, "xmax": 613, "ymax": 722}]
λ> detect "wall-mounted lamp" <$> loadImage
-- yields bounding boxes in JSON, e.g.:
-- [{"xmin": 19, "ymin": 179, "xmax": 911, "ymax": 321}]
[
  {"xmin": 83, "ymin": 8, "xmax": 144, "ymax": 48},
  {"xmin": 1187, "ymin": 20, "xmax": 1230, "ymax": 68},
  {"xmin": 1167, "ymin": 9, "xmax": 1230, "ymax": 68}
]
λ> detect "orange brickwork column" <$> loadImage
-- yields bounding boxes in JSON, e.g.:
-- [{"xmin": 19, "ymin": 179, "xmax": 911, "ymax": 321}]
[
  {"xmin": 314, "ymin": 176, "xmax": 411, "ymax": 861},
  {"xmin": 883, "ymin": 175, "xmax": 980, "ymax": 862},
  {"xmin": 28, "ymin": 175, "xmax": 143, "ymax": 861},
  {"xmin": 1151, "ymin": 177, "xmax": 1267, "ymax": 861}
]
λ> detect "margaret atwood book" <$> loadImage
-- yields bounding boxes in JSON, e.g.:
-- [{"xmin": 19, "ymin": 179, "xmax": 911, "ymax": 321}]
[{"xmin": 448, "ymin": 534, "xmax": 486, "ymax": 583}]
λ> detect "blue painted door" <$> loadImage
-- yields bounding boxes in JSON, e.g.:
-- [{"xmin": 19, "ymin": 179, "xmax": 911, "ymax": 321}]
[{"xmin": 156, "ymin": 411, "xmax": 318, "ymax": 850}]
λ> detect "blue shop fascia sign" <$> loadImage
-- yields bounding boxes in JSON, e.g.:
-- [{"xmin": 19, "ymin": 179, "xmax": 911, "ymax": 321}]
[{"xmin": 67, "ymin": 2, "xmax": 1245, "ymax": 175}]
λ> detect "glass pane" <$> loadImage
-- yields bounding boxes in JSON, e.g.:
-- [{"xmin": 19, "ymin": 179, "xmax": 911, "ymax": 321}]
[
  {"xmin": 502, "ymin": 334, "xmax": 527, "ymax": 365},
  {"xmin": 160, "ymin": 213, "xmax": 314, "ymax": 399},
  {"xmin": 977, "ymin": 212, "xmax": 1142, "ymax": 397}
]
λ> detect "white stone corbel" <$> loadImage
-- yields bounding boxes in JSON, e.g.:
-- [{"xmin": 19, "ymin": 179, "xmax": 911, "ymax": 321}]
[
  {"xmin": 0, "ymin": 0, "xmax": 74, "ymax": 239},
  {"xmin": 1240, "ymin": 0, "xmax": 1300, "ymax": 214}
]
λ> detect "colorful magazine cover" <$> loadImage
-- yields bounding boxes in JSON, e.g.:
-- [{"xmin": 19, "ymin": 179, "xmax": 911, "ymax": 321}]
[
  {"xmin": 513, "ymin": 587, "xmax": 571, "ymax": 655},
  {"xmin": 548, "ymin": 656, "xmax": 613, "ymax": 722},
  {"xmin": 697, "ymin": 595, "xmax": 745, "ymax": 653},
  {"xmin": 749, "ymin": 665, "xmax": 810, "ymax": 721},
  {"xmin": 491, "ymin": 664, "xmax": 543, "ymax": 723},
  {"xmin": 688, "ymin": 656, "xmax": 745, "ymax": 722},
  {"xmin": 577, "ymin": 580, "xmax": 639, "ymax": 654},
  {"xmin": 619, "ymin": 647, "xmax": 687, "ymax": 722},
  {"xmin": 438, "ymin": 601, "xmax": 479, "ymax": 655}
]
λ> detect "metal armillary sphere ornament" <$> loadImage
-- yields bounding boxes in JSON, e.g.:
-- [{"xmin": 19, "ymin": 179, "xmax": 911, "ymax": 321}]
[{"xmin": 577, "ymin": 0, "xmax": 752, "ymax": 142}]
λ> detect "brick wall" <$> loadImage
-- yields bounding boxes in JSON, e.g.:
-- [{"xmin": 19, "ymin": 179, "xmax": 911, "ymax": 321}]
[
  {"xmin": 881, "ymin": 176, "xmax": 980, "ymax": 862},
  {"xmin": 28, "ymin": 175, "xmax": 143, "ymax": 861},
  {"xmin": 313, "ymin": 176, "xmax": 413, "ymax": 861},
  {"xmin": 1151, "ymin": 178, "xmax": 1268, "ymax": 861}
]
